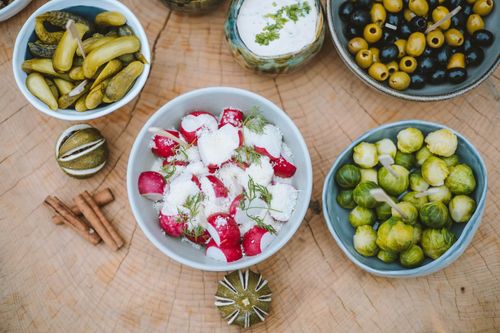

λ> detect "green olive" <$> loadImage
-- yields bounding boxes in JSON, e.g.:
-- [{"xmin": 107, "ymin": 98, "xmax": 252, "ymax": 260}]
[
  {"xmin": 364, "ymin": 23, "xmax": 383, "ymax": 43},
  {"xmin": 395, "ymin": 39, "xmax": 407, "ymax": 57},
  {"xmin": 389, "ymin": 71, "xmax": 411, "ymax": 90},
  {"xmin": 356, "ymin": 49, "xmax": 374, "ymax": 69},
  {"xmin": 386, "ymin": 61, "xmax": 399, "ymax": 74},
  {"xmin": 473, "ymin": 0, "xmax": 494, "ymax": 16},
  {"xmin": 427, "ymin": 29, "xmax": 445, "ymax": 48},
  {"xmin": 409, "ymin": 0, "xmax": 429, "ymax": 16},
  {"xmin": 447, "ymin": 53, "xmax": 466, "ymax": 69},
  {"xmin": 404, "ymin": 8, "xmax": 416, "ymax": 21},
  {"xmin": 432, "ymin": 6, "xmax": 451, "ymax": 30},
  {"xmin": 348, "ymin": 37, "xmax": 369, "ymax": 54},
  {"xmin": 399, "ymin": 56, "xmax": 417, "ymax": 73},
  {"xmin": 368, "ymin": 63, "xmax": 390, "ymax": 81},
  {"xmin": 370, "ymin": 47, "xmax": 380, "ymax": 63},
  {"xmin": 406, "ymin": 32, "xmax": 426, "ymax": 57},
  {"xmin": 370, "ymin": 3, "xmax": 387, "ymax": 24},
  {"xmin": 445, "ymin": 28, "xmax": 464, "ymax": 46},
  {"xmin": 467, "ymin": 14, "xmax": 485, "ymax": 34},
  {"xmin": 383, "ymin": 0, "xmax": 403, "ymax": 13}
]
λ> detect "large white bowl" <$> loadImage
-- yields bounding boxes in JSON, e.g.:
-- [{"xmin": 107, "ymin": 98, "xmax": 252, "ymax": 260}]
[
  {"xmin": 127, "ymin": 87, "xmax": 313, "ymax": 271},
  {"xmin": 0, "ymin": 0, "xmax": 32, "ymax": 21},
  {"xmin": 12, "ymin": 0, "xmax": 151, "ymax": 121}
]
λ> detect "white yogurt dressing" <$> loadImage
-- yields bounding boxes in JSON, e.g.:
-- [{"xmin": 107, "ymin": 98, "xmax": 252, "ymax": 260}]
[{"xmin": 236, "ymin": 0, "xmax": 318, "ymax": 57}]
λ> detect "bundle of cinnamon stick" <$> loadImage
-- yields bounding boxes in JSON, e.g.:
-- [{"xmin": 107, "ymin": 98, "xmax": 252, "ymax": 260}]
[{"xmin": 43, "ymin": 188, "xmax": 124, "ymax": 251}]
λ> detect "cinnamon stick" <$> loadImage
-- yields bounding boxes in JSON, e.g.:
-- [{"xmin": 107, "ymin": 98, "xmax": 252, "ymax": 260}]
[
  {"xmin": 44, "ymin": 196, "xmax": 101, "ymax": 245},
  {"xmin": 52, "ymin": 188, "xmax": 114, "ymax": 225}
]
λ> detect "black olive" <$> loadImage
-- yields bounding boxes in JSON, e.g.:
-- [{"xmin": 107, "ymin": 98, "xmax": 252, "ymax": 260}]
[
  {"xmin": 436, "ymin": 46, "xmax": 452, "ymax": 66},
  {"xmin": 447, "ymin": 68, "xmax": 467, "ymax": 84},
  {"xmin": 462, "ymin": 38, "xmax": 473, "ymax": 52},
  {"xmin": 356, "ymin": 0, "xmax": 372, "ymax": 9},
  {"xmin": 344, "ymin": 26, "xmax": 362, "ymax": 39},
  {"xmin": 417, "ymin": 57, "xmax": 437, "ymax": 74},
  {"xmin": 428, "ymin": 0, "xmax": 439, "ymax": 9},
  {"xmin": 423, "ymin": 47, "xmax": 434, "ymax": 57},
  {"xmin": 410, "ymin": 74, "xmax": 426, "ymax": 89},
  {"xmin": 462, "ymin": 5, "xmax": 472, "ymax": 16},
  {"xmin": 403, "ymin": 0, "xmax": 409, "ymax": 6},
  {"xmin": 446, "ymin": 0, "xmax": 464, "ymax": 8},
  {"xmin": 350, "ymin": 10, "xmax": 371, "ymax": 28},
  {"xmin": 410, "ymin": 16, "xmax": 427, "ymax": 32},
  {"xmin": 386, "ymin": 13, "xmax": 402, "ymax": 27},
  {"xmin": 379, "ymin": 44, "xmax": 399, "ymax": 63},
  {"xmin": 378, "ymin": 29, "xmax": 398, "ymax": 45},
  {"xmin": 451, "ymin": 12, "xmax": 466, "ymax": 29},
  {"xmin": 339, "ymin": 1, "xmax": 356, "ymax": 21},
  {"xmin": 429, "ymin": 69, "xmax": 447, "ymax": 84},
  {"xmin": 399, "ymin": 22, "xmax": 412, "ymax": 39},
  {"xmin": 472, "ymin": 30, "xmax": 494, "ymax": 47},
  {"xmin": 465, "ymin": 48, "xmax": 485, "ymax": 66}
]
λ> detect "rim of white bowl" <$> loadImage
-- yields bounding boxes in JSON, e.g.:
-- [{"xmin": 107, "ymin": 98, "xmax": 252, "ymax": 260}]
[
  {"xmin": 12, "ymin": 0, "xmax": 151, "ymax": 121},
  {"xmin": 322, "ymin": 120, "xmax": 488, "ymax": 278},
  {"xmin": 127, "ymin": 87, "xmax": 313, "ymax": 271},
  {"xmin": 0, "ymin": 0, "xmax": 32, "ymax": 21}
]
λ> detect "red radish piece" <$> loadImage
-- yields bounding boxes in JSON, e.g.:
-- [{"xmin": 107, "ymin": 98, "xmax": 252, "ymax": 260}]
[
  {"xmin": 206, "ymin": 239, "xmax": 242, "ymax": 262},
  {"xmin": 219, "ymin": 108, "xmax": 244, "ymax": 128},
  {"xmin": 185, "ymin": 229, "xmax": 211, "ymax": 245},
  {"xmin": 229, "ymin": 194, "xmax": 244, "ymax": 217},
  {"xmin": 151, "ymin": 130, "xmax": 180, "ymax": 158},
  {"xmin": 159, "ymin": 212, "xmax": 186, "ymax": 237},
  {"xmin": 204, "ymin": 175, "xmax": 229, "ymax": 198},
  {"xmin": 206, "ymin": 213, "xmax": 240, "ymax": 247},
  {"xmin": 242, "ymin": 226, "xmax": 275, "ymax": 256},
  {"xmin": 138, "ymin": 171, "xmax": 166, "ymax": 201},
  {"xmin": 191, "ymin": 175, "xmax": 201, "ymax": 189},
  {"xmin": 272, "ymin": 155, "xmax": 297, "ymax": 178},
  {"xmin": 198, "ymin": 124, "xmax": 241, "ymax": 167},
  {"xmin": 244, "ymin": 124, "xmax": 282, "ymax": 159},
  {"xmin": 179, "ymin": 111, "xmax": 218, "ymax": 144}
]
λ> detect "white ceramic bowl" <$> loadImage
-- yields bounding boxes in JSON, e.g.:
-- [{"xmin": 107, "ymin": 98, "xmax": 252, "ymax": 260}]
[
  {"xmin": 127, "ymin": 87, "xmax": 313, "ymax": 271},
  {"xmin": 12, "ymin": 0, "xmax": 150, "ymax": 121},
  {"xmin": 0, "ymin": 0, "xmax": 32, "ymax": 21}
]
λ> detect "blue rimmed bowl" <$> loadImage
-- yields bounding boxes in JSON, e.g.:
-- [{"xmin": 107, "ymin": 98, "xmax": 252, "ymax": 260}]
[{"xmin": 322, "ymin": 120, "xmax": 488, "ymax": 278}]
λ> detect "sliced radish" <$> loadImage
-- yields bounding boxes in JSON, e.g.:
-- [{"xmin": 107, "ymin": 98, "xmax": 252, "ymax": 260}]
[
  {"xmin": 151, "ymin": 130, "xmax": 180, "ymax": 158},
  {"xmin": 269, "ymin": 183, "xmax": 298, "ymax": 221},
  {"xmin": 242, "ymin": 156, "xmax": 274, "ymax": 189},
  {"xmin": 206, "ymin": 240, "xmax": 242, "ymax": 262},
  {"xmin": 162, "ymin": 173, "xmax": 200, "ymax": 215},
  {"xmin": 229, "ymin": 194, "xmax": 244, "ymax": 217},
  {"xmin": 138, "ymin": 171, "xmax": 166, "ymax": 201},
  {"xmin": 244, "ymin": 124, "xmax": 282, "ymax": 159},
  {"xmin": 159, "ymin": 212, "xmax": 186, "ymax": 237},
  {"xmin": 202, "ymin": 175, "xmax": 229, "ymax": 198},
  {"xmin": 234, "ymin": 197, "xmax": 272, "ymax": 235},
  {"xmin": 198, "ymin": 124, "xmax": 240, "ymax": 167},
  {"xmin": 185, "ymin": 229, "xmax": 211, "ymax": 245},
  {"xmin": 206, "ymin": 213, "xmax": 241, "ymax": 247},
  {"xmin": 272, "ymin": 155, "xmax": 297, "ymax": 178},
  {"xmin": 179, "ymin": 111, "xmax": 218, "ymax": 144},
  {"xmin": 191, "ymin": 175, "xmax": 201, "ymax": 189},
  {"xmin": 219, "ymin": 108, "xmax": 244, "ymax": 128},
  {"xmin": 242, "ymin": 226, "xmax": 275, "ymax": 256}
]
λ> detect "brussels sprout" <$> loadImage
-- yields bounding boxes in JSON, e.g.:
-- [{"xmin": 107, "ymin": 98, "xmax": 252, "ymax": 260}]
[
  {"xmin": 349, "ymin": 206, "xmax": 376, "ymax": 228},
  {"xmin": 377, "ymin": 165, "xmax": 409, "ymax": 196},
  {"xmin": 421, "ymin": 228, "xmax": 456, "ymax": 259},
  {"xmin": 425, "ymin": 128, "xmax": 458, "ymax": 157},
  {"xmin": 421, "ymin": 156, "xmax": 449, "ymax": 186},
  {"xmin": 402, "ymin": 191, "xmax": 428, "ymax": 210},
  {"xmin": 335, "ymin": 164, "xmax": 361, "ymax": 189},
  {"xmin": 360, "ymin": 168, "xmax": 378, "ymax": 184},
  {"xmin": 415, "ymin": 146, "xmax": 434, "ymax": 166},
  {"xmin": 397, "ymin": 127, "xmax": 424, "ymax": 153},
  {"xmin": 410, "ymin": 171, "xmax": 429, "ymax": 192},
  {"xmin": 400, "ymin": 244, "xmax": 424, "ymax": 267},
  {"xmin": 376, "ymin": 201, "xmax": 393, "ymax": 221},
  {"xmin": 353, "ymin": 142, "xmax": 379, "ymax": 168},
  {"xmin": 419, "ymin": 201, "xmax": 449, "ymax": 228},
  {"xmin": 376, "ymin": 138, "xmax": 397, "ymax": 159},
  {"xmin": 449, "ymin": 195, "xmax": 476, "ymax": 223},
  {"xmin": 353, "ymin": 181, "xmax": 379, "ymax": 208},
  {"xmin": 444, "ymin": 216, "xmax": 453, "ymax": 229},
  {"xmin": 337, "ymin": 190, "xmax": 356, "ymax": 209},
  {"xmin": 442, "ymin": 154, "xmax": 459, "ymax": 167},
  {"xmin": 353, "ymin": 225, "xmax": 379, "ymax": 256},
  {"xmin": 445, "ymin": 164, "xmax": 476, "ymax": 195},
  {"xmin": 392, "ymin": 202, "xmax": 418, "ymax": 225},
  {"xmin": 412, "ymin": 223, "xmax": 423, "ymax": 243},
  {"xmin": 376, "ymin": 218, "xmax": 414, "ymax": 253},
  {"xmin": 377, "ymin": 250, "xmax": 398, "ymax": 263},
  {"xmin": 427, "ymin": 186, "xmax": 452, "ymax": 204},
  {"xmin": 394, "ymin": 151, "xmax": 415, "ymax": 170}
]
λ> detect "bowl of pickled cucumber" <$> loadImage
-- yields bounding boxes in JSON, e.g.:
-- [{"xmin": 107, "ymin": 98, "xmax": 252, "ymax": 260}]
[
  {"xmin": 322, "ymin": 120, "xmax": 487, "ymax": 277},
  {"xmin": 327, "ymin": 0, "xmax": 499, "ymax": 101},
  {"xmin": 12, "ymin": 0, "xmax": 151, "ymax": 121}
]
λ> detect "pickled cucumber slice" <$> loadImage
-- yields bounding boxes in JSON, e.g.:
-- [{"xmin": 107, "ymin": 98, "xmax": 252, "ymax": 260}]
[
  {"xmin": 26, "ymin": 73, "xmax": 58, "ymax": 110},
  {"xmin": 53, "ymin": 23, "xmax": 89, "ymax": 73},
  {"xmin": 104, "ymin": 61, "xmax": 144, "ymax": 102}
]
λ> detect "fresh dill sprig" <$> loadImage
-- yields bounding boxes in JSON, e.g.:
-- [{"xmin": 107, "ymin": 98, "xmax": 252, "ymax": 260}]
[
  {"xmin": 234, "ymin": 145, "xmax": 262, "ymax": 165},
  {"xmin": 242, "ymin": 106, "xmax": 268, "ymax": 134},
  {"xmin": 239, "ymin": 177, "xmax": 277, "ymax": 234},
  {"xmin": 161, "ymin": 163, "xmax": 177, "ymax": 182}
]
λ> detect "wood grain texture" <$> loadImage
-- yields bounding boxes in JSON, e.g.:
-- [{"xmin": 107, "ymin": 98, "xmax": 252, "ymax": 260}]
[{"xmin": 1, "ymin": 1, "xmax": 499, "ymax": 332}]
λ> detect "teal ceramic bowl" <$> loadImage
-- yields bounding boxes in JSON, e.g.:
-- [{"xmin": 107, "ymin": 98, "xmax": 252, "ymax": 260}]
[{"xmin": 322, "ymin": 120, "xmax": 488, "ymax": 277}]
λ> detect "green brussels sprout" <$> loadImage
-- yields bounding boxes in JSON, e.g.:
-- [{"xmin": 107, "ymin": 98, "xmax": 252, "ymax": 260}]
[
  {"xmin": 377, "ymin": 165, "xmax": 409, "ymax": 196},
  {"xmin": 376, "ymin": 138, "xmax": 397, "ymax": 159},
  {"xmin": 377, "ymin": 250, "xmax": 398, "ymax": 263},
  {"xmin": 442, "ymin": 154, "xmax": 459, "ymax": 167},
  {"xmin": 421, "ymin": 156, "xmax": 449, "ymax": 186},
  {"xmin": 349, "ymin": 206, "xmax": 376, "ymax": 228},
  {"xmin": 415, "ymin": 146, "xmax": 434, "ymax": 166},
  {"xmin": 353, "ymin": 225, "xmax": 379, "ymax": 256},
  {"xmin": 421, "ymin": 228, "xmax": 456, "ymax": 259},
  {"xmin": 353, "ymin": 142, "xmax": 379, "ymax": 168},
  {"xmin": 427, "ymin": 186, "xmax": 452, "ymax": 204},
  {"xmin": 337, "ymin": 190, "xmax": 356, "ymax": 209},
  {"xmin": 410, "ymin": 171, "xmax": 429, "ymax": 192},
  {"xmin": 360, "ymin": 168, "xmax": 378, "ymax": 184},
  {"xmin": 353, "ymin": 181, "xmax": 379, "ymax": 208},
  {"xmin": 335, "ymin": 164, "xmax": 361, "ymax": 189},
  {"xmin": 445, "ymin": 164, "xmax": 476, "ymax": 195},
  {"xmin": 402, "ymin": 191, "xmax": 428, "ymax": 210},
  {"xmin": 394, "ymin": 151, "xmax": 416, "ymax": 170},
  {"xmin": 449, "ymin": 195, "xmax": 476, "ymax": 223},
  {"xmin": 400, "ymin": 244, "xmax": 424, "ymax": 267},
  {"xmin": 391, "ymin": 202, "xmax": 419, "ymax": 225},
  {"xmin": 425, "ymin": 128, "xmax": 458, "ymax": 157},
  {"xmin": 397, "ymin": 127, "xmax": 424, "ymax": 153},
  {"xmin": 412, "ymin": 223, "xmax": 423, "ymax": 243},
  {"xmin": 419, "ymin": 201, "xmax": 449, "ymax": 228},
  {"xmin": 376, "ymin": 218, "xmax": 414, "ymax": 253},
  {"xmin": 376, "ymin": 201, "xmax": 393, "ymax": 221},
  {"xmin": 444, "ymin": 216, "xmax": 453, "ymax": 229}
]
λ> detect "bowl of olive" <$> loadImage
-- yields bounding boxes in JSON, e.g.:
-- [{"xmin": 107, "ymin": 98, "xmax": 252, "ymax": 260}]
[
  {"xmin": 12, "ymin": 0, "xmax": 151, "ymax": 121},
  {"xmin": 327, "ymin": 0, "xmax": 499, "ymax": 101},
  {"xmin": 322, "ymin": 120, "xmax": 488, "ymax": 277}
]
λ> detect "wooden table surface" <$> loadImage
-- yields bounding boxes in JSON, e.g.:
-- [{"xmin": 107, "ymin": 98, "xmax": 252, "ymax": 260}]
[{"xmin": 1, "ymin": 0, "xmax": 499, "ymax": 332}]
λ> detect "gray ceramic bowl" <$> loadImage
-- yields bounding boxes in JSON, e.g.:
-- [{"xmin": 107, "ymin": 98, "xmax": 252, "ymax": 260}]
[
  {"xmin": 327, "ymin": 0, "xmax": 500, "ymax": 101},
  {"xmin": 322, "ymin": 120, "xmax": 488, "ymax": 277}
]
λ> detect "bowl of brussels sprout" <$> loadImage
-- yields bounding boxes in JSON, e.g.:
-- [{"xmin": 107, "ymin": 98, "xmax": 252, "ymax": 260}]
[{"xmin": 322, "ymin": 120, "xmax": 487, "ymax": 277}]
